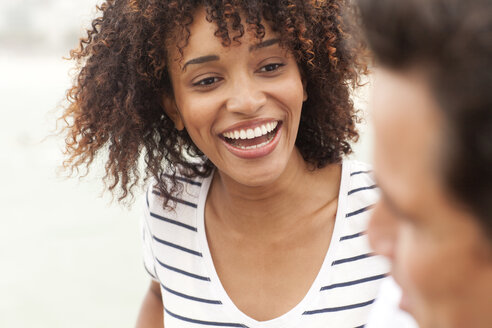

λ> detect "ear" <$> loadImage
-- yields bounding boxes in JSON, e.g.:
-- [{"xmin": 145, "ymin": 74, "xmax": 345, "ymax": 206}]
[{"xmin": 162, "ymin": 94, "xmax": 184, "ymax": 131}]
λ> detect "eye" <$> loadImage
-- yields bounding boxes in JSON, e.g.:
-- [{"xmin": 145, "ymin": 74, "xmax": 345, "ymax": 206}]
[
  {"xmin": 381, "ymin": 195, "xmax": 416, "ymax": 226},
  {"xmin": 258, "ymin": 63, "xmax": 285, "ymax": 73},
  {"xmin": 192, "ymin": 76, "xmax": 221, "ymax": 87}
]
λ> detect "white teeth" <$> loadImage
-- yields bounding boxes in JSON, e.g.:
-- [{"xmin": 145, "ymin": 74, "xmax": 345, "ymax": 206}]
[
  {"xmin": 222, "ymin": 121, "xmax": 279, "ymax": 140},
  {"xmin": 236, "ymin": 139, "xmax": 271, "ymax": 150},
  {"xmin": 246, "ymin": 129, "xmax": 255, "ymax": 139},
  {"xmin": 268, "ymin": 121, "xmax": 278, "ymax": 132},
  {"xmin": 254, "ymin": 127, "xmax": 262, "ymax": 137},
  {"xmin": 261, "ymin": 125, "xmax": 268, "ymax": 135}
]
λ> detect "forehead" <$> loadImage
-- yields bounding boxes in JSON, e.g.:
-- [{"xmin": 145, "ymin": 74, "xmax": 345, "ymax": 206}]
[
  {"xmin": 166, "ymin": 7, "xmax": 278, "ymax": 65},
  {"xmin": 372, "ymin": 68, "xmax": 444, "ymax": 208}
]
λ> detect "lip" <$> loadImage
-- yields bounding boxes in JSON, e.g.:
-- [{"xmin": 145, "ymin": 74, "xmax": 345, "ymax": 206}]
[{"xmin": 220, "ymin": 121, "xmax": 282, "ymax": 159}]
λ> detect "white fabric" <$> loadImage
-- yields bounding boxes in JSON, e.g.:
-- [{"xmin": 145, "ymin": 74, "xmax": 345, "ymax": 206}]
[
  {"xmin": 365, "ymin": 277, "xmax": 419, "ymax": 328},
  {"xmin": 141, "ymin": 160, "xmax": 390, "ymax": 328}
]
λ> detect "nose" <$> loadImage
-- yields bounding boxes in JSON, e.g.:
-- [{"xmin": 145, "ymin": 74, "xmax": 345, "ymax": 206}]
[
  {"xmin": 368, "ymin": 200, "xmax": 397, "ymax": 260},
  {"xmin": 225, "ymin": 74, "xmax": 267, "ymax": 114}
]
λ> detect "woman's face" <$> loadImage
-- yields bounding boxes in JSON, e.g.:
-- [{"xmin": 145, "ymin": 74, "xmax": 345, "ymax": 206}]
[
  {"xmin": 164, "ymin": 8, "xmax": 307, "ymax": 187},
  {"xmin": 369, "ymin": 68, "xmax": 492, "ymax": 328}
]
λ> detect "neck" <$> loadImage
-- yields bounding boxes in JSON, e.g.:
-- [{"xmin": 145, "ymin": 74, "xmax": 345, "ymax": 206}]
[{"xmin": 206, "ymin": 151, "xmax": 342, "ymax": 239}]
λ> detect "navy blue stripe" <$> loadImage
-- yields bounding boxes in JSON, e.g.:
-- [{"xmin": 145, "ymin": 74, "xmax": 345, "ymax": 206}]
[
  {"xmin": 348, "ymin": 185, "xmax": 377, "ymax": 195},
  {"xmin": 153, "ymin": 235, "xmax": 202, "ymax": 257},
  {"xmin": 332, "ymin": 253, "xmax": 374, "ymax": 266},
  {"xmin": 152, "ymin": 190, "xmax": 198, "ymax": 208},
  {"xmin": 156, "ymin": 258, "xmax": 211, "ymax": 281},
  {"xmin": 146, "ymin": 189, "xmax": 150, "ymax": 207},
  {"xmin": 163, "ymin": 173, "xmax": 203, "ymax": 187},
  {"xmin": 346, "ymin": 204, "xmax": 375, "ymax": 218},
  {"xmin": 303, "ymin": 299, "xmax": 375, "ymax": 315},
  {"xmin": 340, "ymin": 231, "xmax": 366, "ymax": 241},
  {"xmin": 150, "ymin": 212, "xmax": 197, "ymax": 232},
  {"xmin": 170, "ymin": 196, "xmax": 198, "ymax": 208},
  {"xmin": 350, "ymin": 170, "xmax": 372, "ymax": 176},
  {"xmin": 161, "ymin": 284, "xmax": 222, "ymax": 304},
  {"xmin": 354, "ymin": 325, "xmax": 365, "ymax": 328},
  {"xmin": 320, "ymin": 273, "xmax": 388, "ymax": 291},
  {"xmin": 164, "ymin": 308, "xmax": 248, "ymax": 327}
]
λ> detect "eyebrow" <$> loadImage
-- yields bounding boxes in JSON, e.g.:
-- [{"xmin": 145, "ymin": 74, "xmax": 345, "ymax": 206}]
[
  {"xmin": 182, "ymin": 38, "xmax": 281, "ymax": 72},
  {"xmin": 380, "ymin": 189, "xmax": 402, "ymax": 216},
  {"xmin": 182, "ymin": 55, "xmax": 220, "ymax": 72},
  {"xmin": 373, "ymin": 175, "xmax": 405, "ymax": 217},
  {"xmin": 377, "ymin": 182, "xmax": 418, "ymax": 222},
  {"xmin": 249, "ymin": 38, "xmax": 280, "ymax": 51}
]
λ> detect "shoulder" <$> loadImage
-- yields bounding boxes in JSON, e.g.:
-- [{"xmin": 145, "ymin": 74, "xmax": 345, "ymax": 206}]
[
  {"xmin": 343, "ymin": 160, "xmax": 377, "ymax": 194},
  {"xmin": 144, "ymin": 172, "xmax": 209, "ymax": 215},
  {"xmin": 345, "ymin": 160, "xmax": 374, "ymax": 182},
  {"xmin": 142, "ymin": 172, "xmax": 211, "ymax": 239},
  {"xmin": 341, "ymin": 159, "xmax": 379, "ymax": 214}
]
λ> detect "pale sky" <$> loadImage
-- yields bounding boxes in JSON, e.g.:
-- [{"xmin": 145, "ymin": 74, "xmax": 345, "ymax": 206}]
[{"xmin": 0, "ymin": 0, "xmax": 101, "ymax": 53}]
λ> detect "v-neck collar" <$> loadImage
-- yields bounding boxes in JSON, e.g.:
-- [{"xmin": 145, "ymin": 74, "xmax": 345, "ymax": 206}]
[{"xmin": 195, "ymin": 161, "xmax": 351, "ymax": 328}]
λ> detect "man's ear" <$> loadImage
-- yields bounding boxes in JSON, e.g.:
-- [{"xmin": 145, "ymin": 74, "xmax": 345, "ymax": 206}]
[{"xmin": 162, "ymin": 94, "xmax": 184, "ymax": 131}]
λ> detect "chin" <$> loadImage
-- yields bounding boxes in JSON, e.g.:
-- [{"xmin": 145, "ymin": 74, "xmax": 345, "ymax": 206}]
[
  {"xmin": 398, "ymin": 291, "xmax": 412, "ymax": 313},
  {"xmin": 224, "ymin": 157, "xmax": 289, "ymax": 187},
  {"xmin": 235, "ymin": 170, "xmax": 283, "ymax": 187}
]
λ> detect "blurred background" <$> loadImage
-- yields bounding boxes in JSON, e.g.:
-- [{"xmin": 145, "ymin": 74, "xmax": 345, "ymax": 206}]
[{"xmin": 0, "ymin": 0, "xmax": 373, "ymax": 327}]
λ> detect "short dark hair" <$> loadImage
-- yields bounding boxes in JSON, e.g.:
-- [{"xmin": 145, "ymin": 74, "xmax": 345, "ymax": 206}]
[{"xmin": 358, "ymin": 0, "xmax": 492, "ymax": 235}]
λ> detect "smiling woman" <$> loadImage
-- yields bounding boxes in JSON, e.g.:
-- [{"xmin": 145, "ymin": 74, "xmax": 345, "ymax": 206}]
[{"xmin": 59, "ymin": 1, "xmax": 388, "ymax": 327}]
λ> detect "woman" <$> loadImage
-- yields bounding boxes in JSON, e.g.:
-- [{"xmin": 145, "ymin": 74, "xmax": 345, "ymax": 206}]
[{"xmin": 60, "ymin": 1, "xmax": 388, "ymax": 327}]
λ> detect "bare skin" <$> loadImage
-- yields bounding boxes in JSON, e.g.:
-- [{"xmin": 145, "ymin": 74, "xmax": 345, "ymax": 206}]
[
  {"xmin": 136, "ymin": 281, "xmax": 163, "ymax": 328},
  {"xmin": 205, "ymin": 155, "xmax": 341, "ymax": 321}
]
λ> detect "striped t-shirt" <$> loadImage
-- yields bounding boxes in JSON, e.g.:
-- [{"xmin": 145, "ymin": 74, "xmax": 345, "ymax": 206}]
[{"xmin": 141, "ymin": 160, "xmax": 389, "ymax": 328}]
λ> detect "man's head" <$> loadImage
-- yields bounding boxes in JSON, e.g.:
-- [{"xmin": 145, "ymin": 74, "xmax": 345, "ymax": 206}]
[{"xmin": 357, "ymin": 0, "xmax": 492, "ymax": 327}]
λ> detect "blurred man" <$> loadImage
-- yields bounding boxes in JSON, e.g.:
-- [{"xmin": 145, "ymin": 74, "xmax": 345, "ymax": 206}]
[{"xmin": 357, "ymin": 0, "xmax": 492, "ymax": 327}]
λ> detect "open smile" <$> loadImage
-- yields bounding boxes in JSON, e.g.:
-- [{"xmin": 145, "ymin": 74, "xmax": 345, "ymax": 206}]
[
  {"xmin": 219, "ymin": 120, "xmax": 282, "ymax": 158},
  {"xmin": 221, "ymin": 121, "xmax": 280, "ymax": 149}
]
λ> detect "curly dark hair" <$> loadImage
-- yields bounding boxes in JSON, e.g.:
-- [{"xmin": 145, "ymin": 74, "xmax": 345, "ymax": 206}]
[
  {"xmin": 357, "ymin": 0, "xmax": 492, "ymax": 236},
  {"xmin": 60, "ymin": 0, "xmax": 366, "ymax": 208}
]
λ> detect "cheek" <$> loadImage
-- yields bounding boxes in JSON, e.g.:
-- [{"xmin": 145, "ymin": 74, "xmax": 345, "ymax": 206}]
[
  {"xmin": 393, "ymin": 226, "xmax": 430, "ymax": 295},
  {"xmin": 397, "ymin": 229, "xmax": 429, "ymax": 285},
  {"xmin": 180, "ymin": 97, "xmax": 215, "ymax": 124},
  {"xmin": 396, "ymin": 226, "xmax": 457, "ymax": 302},
  {"xmin": 178, "ymin": 97, "xmax": 220, "ymax": 143},
  {"xmin": 268, "ymin": 71, "xmax": 305, "ymax": 114},
  {"xmin": 285, "ymin": 78, "xmax": 305, "ymax": 111}
]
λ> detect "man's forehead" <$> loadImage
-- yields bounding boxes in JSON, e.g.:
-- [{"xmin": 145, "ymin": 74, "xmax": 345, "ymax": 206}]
[
  {"xmin": 373, "ymin": 67, "xmax": 446, "ymax": 203},
  {"xmin": 373, "ymin": 68, "xmax": 442, "ymax": 142}
]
